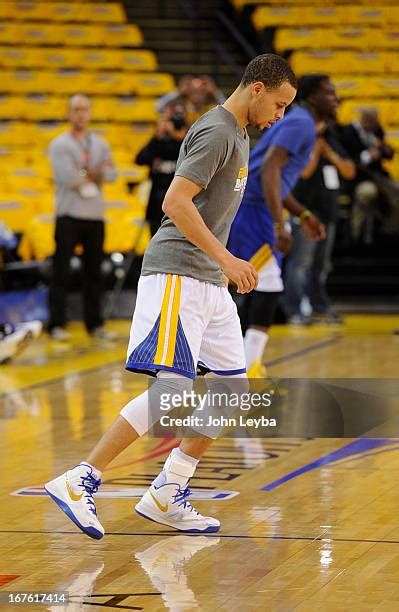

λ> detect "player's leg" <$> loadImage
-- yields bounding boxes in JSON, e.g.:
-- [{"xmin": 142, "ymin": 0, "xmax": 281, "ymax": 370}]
[
  {"xmin": 245, "ymin": 291, "xmax": 281, "ymax": 377},
  {"xmin": 243, "ymin": 245, "xmax": 284, "ymax": 376},
  {"xmin": 137, "ymin": 285, "xmax": 249, "ymax": 533},
  {"xmin": 283, "ymin": 221, "xmax": 316, "ymax": 324},
  {"xmin": 45, "ymin": 274, "xmax": 206, "ymax": 537}
]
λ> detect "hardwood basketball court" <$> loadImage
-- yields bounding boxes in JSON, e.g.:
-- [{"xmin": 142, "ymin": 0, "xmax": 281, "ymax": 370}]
[{"xmin": 1, "ymin": 315, "xmax": 399, "ymax": 610}]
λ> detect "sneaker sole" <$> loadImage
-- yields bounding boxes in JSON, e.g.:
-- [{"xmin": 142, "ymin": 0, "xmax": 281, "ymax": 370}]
[
  {"xmin": 135, "ymin": 507, "xmax": 220, "ymax": 533},
  {"xmin": 44, "ymin": 485, "xmax": 104, "ymax": 540}
]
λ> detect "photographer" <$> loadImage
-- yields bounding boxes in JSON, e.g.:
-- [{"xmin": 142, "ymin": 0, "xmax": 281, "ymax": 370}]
[{"xmin": 136, "ymin": 104, "xmax": 188, "ymax": 236}]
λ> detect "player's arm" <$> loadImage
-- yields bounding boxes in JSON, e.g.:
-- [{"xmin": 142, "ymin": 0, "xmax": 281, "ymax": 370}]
[
  {"xmin": 301, "ymin": 137, "xmax": 323, "ymax": 179},
  {"xmin": 320, "ymin": 140, "xmax": 355, "ymax": 180},
  {"xmin": 260, "ymin": 145, "xmax": 292, "ymax": 254},
  {"xmin": 283, "ymin": 192, "xmax": 325, "ymax": 240},
  {"xmin": 163, "ymin": 176, "xmax": 258, "ymax": 293}
]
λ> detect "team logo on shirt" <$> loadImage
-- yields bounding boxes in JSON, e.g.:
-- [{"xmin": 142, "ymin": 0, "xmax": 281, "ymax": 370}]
[{"xmin": 234, "ymin": 166, "xmax": 248, "ymax": 196}]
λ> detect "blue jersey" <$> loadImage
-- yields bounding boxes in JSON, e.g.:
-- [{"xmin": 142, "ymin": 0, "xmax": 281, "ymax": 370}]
[{"xmin": 228, "ymin": 105, "xmax": 316, "ymax": 263}]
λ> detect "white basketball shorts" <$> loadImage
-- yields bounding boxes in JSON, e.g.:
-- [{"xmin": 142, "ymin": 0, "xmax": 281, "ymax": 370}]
[
  {"xmin": 249, "ymin": 243, "xmax": 283, "ymax": 293},
  {"xmin": 126, "ymin": 273, "xmax": 246, "ymax": 379}
]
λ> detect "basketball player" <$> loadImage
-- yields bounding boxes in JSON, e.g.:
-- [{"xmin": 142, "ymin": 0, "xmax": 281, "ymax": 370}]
[
  {"xmin": 228, "ymin": 75, "xmax": 337, "ymax": 376},
  {"xmin": 45, "ymin": 54, "xmax": 297, "ymax": 537}
]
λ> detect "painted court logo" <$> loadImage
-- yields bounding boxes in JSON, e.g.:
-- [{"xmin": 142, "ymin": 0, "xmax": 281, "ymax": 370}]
[{"xmin": 234, "ymin": 166, "xmax": 248, "ymax": 196}]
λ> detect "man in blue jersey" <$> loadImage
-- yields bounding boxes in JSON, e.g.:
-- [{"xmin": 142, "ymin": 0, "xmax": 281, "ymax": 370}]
[{"xmin": 228, "ymin": 74, "xmax": 338, "ymax": 376}]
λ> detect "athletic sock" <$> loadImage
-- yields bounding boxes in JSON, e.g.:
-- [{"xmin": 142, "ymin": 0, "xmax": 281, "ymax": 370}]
[{"xmin": 244, "ymin": 328, "xmax": 269, "ymax": 371}]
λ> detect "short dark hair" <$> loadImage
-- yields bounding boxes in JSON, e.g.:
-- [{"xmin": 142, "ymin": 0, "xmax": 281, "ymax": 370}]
[
  {"xmin": 241, "ymin": 53, "xmax": 297, "ymax": 91},
  {"xmin": 296, "ymin": 74, "xmax": 329, "ymax": 102}
]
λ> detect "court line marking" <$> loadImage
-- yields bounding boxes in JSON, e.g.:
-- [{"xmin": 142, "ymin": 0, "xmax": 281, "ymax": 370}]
[
  {"xmin": 0, "ymin": 530, "xmax": 398, "ymax": 544},
  {"xmin": 265, "ymin": 336, "xmax": 341, "ymax": 367}
]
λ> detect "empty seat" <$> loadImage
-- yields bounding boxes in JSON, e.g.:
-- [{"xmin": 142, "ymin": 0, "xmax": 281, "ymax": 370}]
[{"xmin": 133, "ymin": 73, "xmax": 175, "ymax": 96}]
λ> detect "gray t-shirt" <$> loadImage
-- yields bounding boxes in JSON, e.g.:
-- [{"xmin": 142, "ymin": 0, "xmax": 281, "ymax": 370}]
[
  {"xmin": 49, "ymin": 131, "xmax": 116, "ymax": 221},
  {"xmin": 141, "ymin": 106, "xmax": 249, "ymax": 286}
]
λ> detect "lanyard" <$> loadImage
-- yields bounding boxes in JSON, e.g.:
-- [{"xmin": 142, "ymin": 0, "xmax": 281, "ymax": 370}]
[{"xmin": 72, "ymin": 132, "xmax": 91, "ymax": 170}]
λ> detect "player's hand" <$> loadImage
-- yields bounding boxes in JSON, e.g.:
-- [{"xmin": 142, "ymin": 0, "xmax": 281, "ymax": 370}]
[
  {"xmin": 274, "ymin": 226, "xmax": 292, "ymax": 255},
  {"xmin": 301, "ymin": 214, "xmax": 326, "ymax": 241},
  {"xmin": 222, "ymin": 255, "xmax": 258, "ymax": 294}
]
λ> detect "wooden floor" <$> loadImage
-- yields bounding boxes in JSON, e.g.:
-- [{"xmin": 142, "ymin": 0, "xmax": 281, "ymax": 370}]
[{"xmin": 1, "ymin": 315, "xmax": 399, "ymax": 611}]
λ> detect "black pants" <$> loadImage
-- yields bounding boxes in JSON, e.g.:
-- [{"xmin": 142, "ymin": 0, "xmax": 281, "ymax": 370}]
[{"xmin": 48, "ymin": 216, "xmax": 104, "ymax": 332}]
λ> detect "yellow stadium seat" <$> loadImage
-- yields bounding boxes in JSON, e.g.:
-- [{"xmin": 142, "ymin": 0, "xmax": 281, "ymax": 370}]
[
  {"xmin": 338, "ymin": 99, "xmax": 392, "ymax": 125},
  {"xmin": 290, "ymin": 51, "xmax": 354, "ymax": 76},
  {"xmin": 133, "ymin": 73, "xmax": 175, "ymax": 96},
  {"xmin": 383, "ymin": 29, "xmax": 399, "ymax": 49},
  {"xmin": 119, "ymin": 50, "xmax": 157, "ymax": 72},
  {"xmin": 348, "ymin": 6, "xmax": 385, "ymax": 26},
  {"xmin": 2, "ymin": 70, "xmax": 48, "ymax": 94},
  {"xmin": 274, "ymin": 28, "xmax": 324, "ymax": 52},
  {"xmin": 29, "ymin": 122, "xmax": 68, "ymax": 148},
  {"xmin": 86, "ymin": 3, "xmax": 125, "ymax": 23},
  {"xmin": 87, "ymin": 72, "xmax": 132, "ymax": 96},
  {"xmin": 40, "ymin": 48, "xmax": 82, "ymax": 70},
  {"xmin": 59, "ymin": 24, "xmax": 103, "ymax": 46},
  {"xmin": 80, "ymin": 49, "xmax": 121, "ymax": 70},
  {"xmin": 375, "ymin": 77, "xmax": 399, "ymax": 97},
  {"xmin": 101, "ymin": 24, "xmax": 143, "ymax": 47},
  {"xmin": 18, "ymin": 214, "xmax": 55, "ymax": 261},
  {"xmin": 0, "ymin": 47, "xmax": 30, "ymax": 68},
  {"xmin": 104, "ymin": 215, "xmax": 150, "ymax": 254},
  {"xmin": 50, "ymin": 70, "xmax": 88, "ymax": 95},
  {"xmin": 22, "ymin": 96, "xmax": 67, "ymax": 121},
  {"xmin": 331, "ymin": 27, "xmax": 384, "ymax": 50},
  {"xmin": 334, "ymin": 76, "xmax": 373, "ymax": 99},
  {"xmin": 301, "ymin": 6, "xmax": 345, "ymax": 26},
  {"xmin": 252, "ymin": 7, "xmax": 299, "ymax": 29},
  {"xmin": 11, "ymin": 2, "xmax": 50, "ymax": 21},
  {"xmin": 16, "ymin": 23, "xmax": 62, "ymax": 45},
  {"xmin": 0, "ymin": 95, "xmax": 26, "ymax": 119},
  {"xmin": 0, "ymin": 196, "xmax": 36, "ymax": 232},
  {"xmin": 44, "ymin": 3, "xmax": 81, "ymax": 22},
  {"xmin": 0, "ymin": 122, "xmax": 36, "ymax": 146},
  {"xmin": 105, "ymin": 97, "xmax": 158, "ymax": 122}
]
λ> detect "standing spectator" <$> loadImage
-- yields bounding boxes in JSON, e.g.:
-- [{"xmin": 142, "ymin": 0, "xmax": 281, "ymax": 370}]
[
  {"xmin": 48, "ymin": 94, "xmax": 117, "ymax": 341},
  {"xmin": 136, "ymin": 104, "xmax": 188, "ymax": 236},
  {"xmin": 341, "ymin": 108, "xmax": 399, "ymax": 240},
  {"xmin": 284, "ymin": 123, "xmax": 355, "ymax": 324}
]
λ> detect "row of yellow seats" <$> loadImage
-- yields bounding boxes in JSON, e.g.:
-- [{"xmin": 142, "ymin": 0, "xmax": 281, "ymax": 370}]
[
  {"xmin": 338, "ymin": 99, "xmax": 398, "ymax": 125},
  {"xmin": 0, "ymin": 71, "xmax": 174, "ymax": 96},
  {"xmin": 334, "ymin": 76, "xmax": 399, "ymax": 98},
  {"xmin": 0, "ymin": 47, "xmax": 157, "ymax": 71},
  {"xmin": 0, "ymin": 123, "xmax": 154, "ymax": 150},
  {"xmin": 0, "ymin": 2, "xmax": 125, "ymax": 23},
  {"xmin": 0, "ymin": 144, "xmax": 151, "ymax": 172},
  {"xmin": 18, "ymin": 214, "xmax": 150, "ymax": 261},
  {"xmin": 253, "ymin": 5, "xmax": 399, "ymax": 29},
  {"xmin": 275, "ymin": 27, "xmax": 399, "ymax": 52},
  {"xmin": 290, "ymin": 50, "xmax": 396, "ymax": 75},
  {"xmin": 0, "ymin": 96, "xmax": 159, "ymax": 122},
  {"xmin": 0, "ymin": 23, "xmax": 142, "ymax": 46},
  {"xmin": 0, "ymin": 166, "xmax": 150, "ymax": 196}
]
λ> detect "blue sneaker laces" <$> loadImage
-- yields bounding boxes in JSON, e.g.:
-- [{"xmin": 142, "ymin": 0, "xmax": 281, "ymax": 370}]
[
  {"xmin": 80, "ymin": 472, "xmax": 101, "ymax": 515},
  {"xmin": 172, "ymin": 487, "xmax": 198, "ymax": 514}
]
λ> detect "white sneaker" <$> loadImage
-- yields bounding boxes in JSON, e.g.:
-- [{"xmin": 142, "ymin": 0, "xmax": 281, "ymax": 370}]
[
  {"xmin": 135, "ymin": 482, "xmax": 220, "ymax": 533},
  {"xmin": 45, "ymin": 463, "xmax": 104, "ymax": 540},
  {"xmin": 49, "ymin": 326, "xmax": 71, "ymax": 341},
  {"xmin": 89, "ymin": 327, "xmax": 117, "ymax": 340},
  {"xmin": 0, "ymin": 321, "xmax": 42, "ymax": 364}
]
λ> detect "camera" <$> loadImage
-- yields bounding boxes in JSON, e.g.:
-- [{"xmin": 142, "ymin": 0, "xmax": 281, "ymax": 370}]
[{"xmin": 171, "ymin": 113, "xmax": 186, "ymax": 130}]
